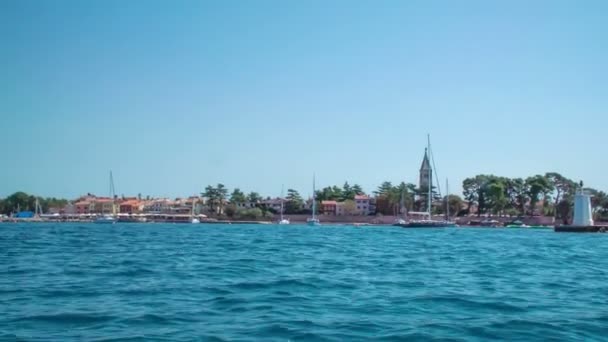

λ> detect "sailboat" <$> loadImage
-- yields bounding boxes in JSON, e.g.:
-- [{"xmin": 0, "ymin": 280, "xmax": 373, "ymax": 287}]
[
  {"xmin": 306, "ymin": 174, "xmax": 320, "ymax": 226},
  {"xmin": 394, "ymin": 186, "xmax": 407, "ymax": 225},
  {"xmin": 95, "ymin": 171, "xmax": 117, "ymax": 224},
  {"xmin": 278, "ymin": 185, "xmax": 290, "ymax": 225},
  {"xmin": 394, "ymin": 135, "xmax": 454, "ymax": 228},
  {"xmin": 444, "ymin": 179, "xmax": 457, "ymax": 227},
  {"xmin": 191, "ymin": 198, "xmax": 200, "ymax": 224}
]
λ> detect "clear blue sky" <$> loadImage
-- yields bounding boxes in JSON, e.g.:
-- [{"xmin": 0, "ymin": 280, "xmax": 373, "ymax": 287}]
[{"xmin": 1, "ymin": 0, "xmax": 607, "ymax": 199}]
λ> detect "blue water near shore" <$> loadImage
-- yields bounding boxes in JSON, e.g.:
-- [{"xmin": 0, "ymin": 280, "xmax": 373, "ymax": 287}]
[{"xmin": 2, "ymin": 223, "xmax": 608, "ymax": 341}]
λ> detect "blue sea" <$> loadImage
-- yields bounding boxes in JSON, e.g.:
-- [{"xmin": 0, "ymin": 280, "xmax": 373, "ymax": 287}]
[{"xmin": 2, "ymin": 223, "xmax": 608, "ymax": 341}]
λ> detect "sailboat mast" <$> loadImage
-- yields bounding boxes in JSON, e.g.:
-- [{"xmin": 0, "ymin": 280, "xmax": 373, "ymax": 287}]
[
  {"xmin": 312, "ymin": 174, "xmax": 316, "ymax": 219},
  {"xmin": 446, "ymin": 179, "xmax": 449, "ymax": 221},
  {"xmin": 109, "ymin": 170, "xmax": 116, "ymax": 215},
  {"xmin": 280, "ymin": 184, "xmax": 284, "ymax": 221},
  {"xmin": 427, "ymin": 135, "xmax": 432, "ymax": 218}
]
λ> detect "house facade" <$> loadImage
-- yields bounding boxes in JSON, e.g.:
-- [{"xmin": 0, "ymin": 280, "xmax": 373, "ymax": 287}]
[
  {"xmin": 354, "ymin": 195, "xmax": 373, "ymax": 216},
  {"xmin": 321, "ymin": 200, "xmax": 337, "ymax": 215}
]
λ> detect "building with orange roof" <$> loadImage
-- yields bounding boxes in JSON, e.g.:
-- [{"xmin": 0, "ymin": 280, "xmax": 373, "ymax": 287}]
[
  {"xmin": 74, "ymin": 201, "xmax": 95, "ymax": 214},
  {"xmin": 120, "ymin": 200, "xmax": 144, "ymax": 214},
  {"xmin": 321, "ymin": 200, "xmax": 338, "ymax": 215}
]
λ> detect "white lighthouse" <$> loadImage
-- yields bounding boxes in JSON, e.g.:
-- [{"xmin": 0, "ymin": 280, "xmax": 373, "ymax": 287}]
[{"xmin": 572, "ymin": 181, "xmax": 594, "ymax": 227}]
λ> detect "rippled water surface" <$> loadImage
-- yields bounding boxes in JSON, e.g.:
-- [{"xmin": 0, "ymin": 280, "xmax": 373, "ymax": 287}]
[{"xmin": 2, "ymin": 223, "xmax": 608, "ymax": 341}]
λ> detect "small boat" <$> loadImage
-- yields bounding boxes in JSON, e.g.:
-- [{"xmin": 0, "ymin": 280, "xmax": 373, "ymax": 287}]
[
  {"xmin": 394, "ymin": 135, "xmax": 455, "ymax": 228},
  {"xmin": 397, "ymin": 219, "xmax": 454, "ymax": 228},
  {"xmin": 95, "ymin": 214, "xmax": 117, "ymax": 224},
  {"xmin": 95, "ymin": 171, "xmax": 117, "ymax": 224},
  {"xmin": 481, "ymin": 219, "xmax": 501, "ymax": 227},
  {"xmin": 506, "ymin": 220, "xmax": 528, "ymax": 228},
  {"xmin": 307, "ymin": 174, "xmax": 320, "ymax": 226},
  {"xmin": 278, "ymin": 185, "xmax": 290, "ymax": 225},
  {"xmin": 191, "ymin": 199, "xmax": 200, "ymax": 224},
  {"xmin": 394, "ymin": 218, "xmax": 407, "ymax": 225}
]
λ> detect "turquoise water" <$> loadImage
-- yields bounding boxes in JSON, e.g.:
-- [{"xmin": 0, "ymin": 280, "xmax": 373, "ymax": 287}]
[{"xmin": 2, "ymin": 223, "xmax": 608, "ymax": 341}]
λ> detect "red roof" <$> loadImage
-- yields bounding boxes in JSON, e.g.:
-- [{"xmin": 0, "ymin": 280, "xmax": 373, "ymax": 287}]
[
  {"xmin": 322, "ymin": 200, "xmax": 338, "ymax": 205},
  {"xmin": 121, "ymin": 200, "xmax": 141, "ymax": 206},
  {"xmin": 354, "ymin": 195, "xmax": 369, "ymax": 200}
]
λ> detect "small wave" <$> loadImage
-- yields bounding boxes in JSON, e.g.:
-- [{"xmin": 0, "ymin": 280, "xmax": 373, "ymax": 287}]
[
  {"xmin": 254, "ymin": 323, "xmax": 293, "ymax": 336},
  {"xmin": 228, "ymin": 278, "xmax": 319, "ymax": 291},
  {"xmin": 121, "ymin": 313, "xmax": 173, "ymax": 325},
  {"xmin": 412, "ymin": 295, "xmax": 527, "ymax": 313},
  {"xmin": 110, "ymin": 268, "xmax": 156, "ymax": 277},
  {"xmin": 36, "ymin": 289, "xmax": 101, "ymax": 298},
  {"xmin": 89, "ymin": 336, "xmax": 146, "ymax": 342},
  {"xmin": 12, "ymin": 312, "xmax": 115, "ymax": 324}
]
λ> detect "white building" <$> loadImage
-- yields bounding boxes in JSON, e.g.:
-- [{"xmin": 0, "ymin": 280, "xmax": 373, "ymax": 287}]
[{"xmin": 355, "ymin": 195, "xmax": 372, "ymax": 216}]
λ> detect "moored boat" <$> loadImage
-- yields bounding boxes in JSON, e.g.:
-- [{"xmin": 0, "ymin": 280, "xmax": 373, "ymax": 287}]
[
  {"xmin": 95, "ymin": 171, "xmax": 117, "ymax": 224},
  {"xmin": 278, "ymin": 185, "xmax": 290, "ymax": 225},
  {"xmin": 307, "ymin": 174, "xmax": 320, "ymax": 226},
  {"xmin": 394, "ymin": 135, "xmax": 454, "ymax": 228}
]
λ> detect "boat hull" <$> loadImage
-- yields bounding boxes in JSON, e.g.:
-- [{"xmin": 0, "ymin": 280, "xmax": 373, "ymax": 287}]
[
  {"xmin": 306, "ymin": 219, "xmax": 320, "ymax": 226},
  {"xmin": 394, "ymin": 221, "xmax": 456, "ymax": 228},
  {"xmin": 94, "ymin": 219, "xmax": 116, "ymax": 224}
]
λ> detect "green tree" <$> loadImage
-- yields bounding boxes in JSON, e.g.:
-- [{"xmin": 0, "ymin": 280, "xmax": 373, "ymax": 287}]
[
  {"xmin": 216, "ymin": 184, "xmax": 228, "ymax": 214},
  {"xmin": 462, "ymin": 176, "xmax": 485, "ymax": 215},
  {"xmin": 545, "ymin": 172, "xmax": 576, "ymax": 218},
  {"xmin": 39, "ymin": 197, "xmax": 68, "ymax": 213},
  {"xmin": 342, "ymin": 182, "xmax": 354, "ymax": 200},
  {"xmin": 375, "ymin": 181, "xmax": 393, "ymax": 196},
  {"xmin": 352, "ymin": 184, "xmax": 364, "ymax": 195},
  {"xmin": 316, "ymin": 186, "xmax": 343, "ymax": 201},
  {"xmin": 224, "ymin": 204, "xmax": 237, "ymax": 217},
  {"xmin": 447, "ymin": 194, "xmax": 464, "ymax": 217},
  {"xmin": 3, "ymin": 192, "xmax": 34, "ymax": 214},
  {"xmin": 486, "ymin": 181, "xmax": 507, "ymax": 215},
  {"xmin": 235, "ymin": 207, "xmax": 264, "ymax": 220},
  {"xmin": 247, "ymin": 192, "xmax": 262, "ymax": 204},
  {"xmin": 230, "ymin": 188, "xmax": 247, "ymax": 204},
  {"xmin": 201, "ymin": 185, "xmax": 218, "ymax": 213},
  {"xmin": 285, "ymin": 189, "xmax": 303, "ymax": 214},
  {"xmin": 525, "ymin": 175, "xmax": 553, "ymax": 215},
  {"xmin": 586, "ymin": 188, "xmax": 608, "ymax": 220},
  {"xmin": 506, "ymin": 177, "xmax": 528, "ymax": 216}
]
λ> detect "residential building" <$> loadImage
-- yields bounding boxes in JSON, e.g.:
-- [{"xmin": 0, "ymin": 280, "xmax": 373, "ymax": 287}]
[
  {"xmin": 63, "ymin": 203, "xmax": 76, "ymax": 215},
  {"xmin": 144, "ymin": 198, "xmax": 173, "ymax": 213},
  {"xmin": 93, "ymin": 198, "xmax": 116, "ymax": 214},
  {"xmin": 235, "ymin": 201, "xmax": 258, "ymax": 210},
  {"xmin": 336, "ymin": 202, "xmax": 345, "ymax": 216},
  {"xmin": 260, "ymin": 198, "xmax": 284, "ymax": 213},
  {"xmin": 354, "ymin": 195, "xmax": 372, "ymax": 216},
  {"xmin": 321, "ymin": 200, "xmax": 337, "ymax": 215},
  {"xmin": 74, "ymin": 201, "xmax": 94, "ymax": 214},
  {"xmin": 120, "ymin": 200, "xmax": 144, "ymax": 214}
]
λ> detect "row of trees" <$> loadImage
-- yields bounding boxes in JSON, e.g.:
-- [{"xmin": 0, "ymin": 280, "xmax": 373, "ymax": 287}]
[
  {"xmin": 462, "ymin": 172, "xmax": 608, "ymax": 222},
  {"xmin": 201, "ymin": 184, "xmax": 310, "ymax": 217},
  {"xmin": 372, "ymin": 181, "xmax": 462, "ymax": 216},
  {"xmin": 314, "ymin": 182, "xmax": 365, "ymax": 201},
  {"xmin": 4, "ymin": 172, "xmax": 607, "ymax": 222},
  {"xmin": 0, "ymin": 192, "xmax": 69, "ymax": 215}
]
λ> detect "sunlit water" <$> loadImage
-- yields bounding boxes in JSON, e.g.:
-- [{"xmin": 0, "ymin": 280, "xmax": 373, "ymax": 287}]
[{"xmin": 2, "ymin": 223, "xmax": 608, "ymax": 341}]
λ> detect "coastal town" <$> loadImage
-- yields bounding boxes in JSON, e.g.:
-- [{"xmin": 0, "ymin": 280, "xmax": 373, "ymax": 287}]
[{"xmin": 2, "ymin": 151, "xmax": 607, "ymax": 228}]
